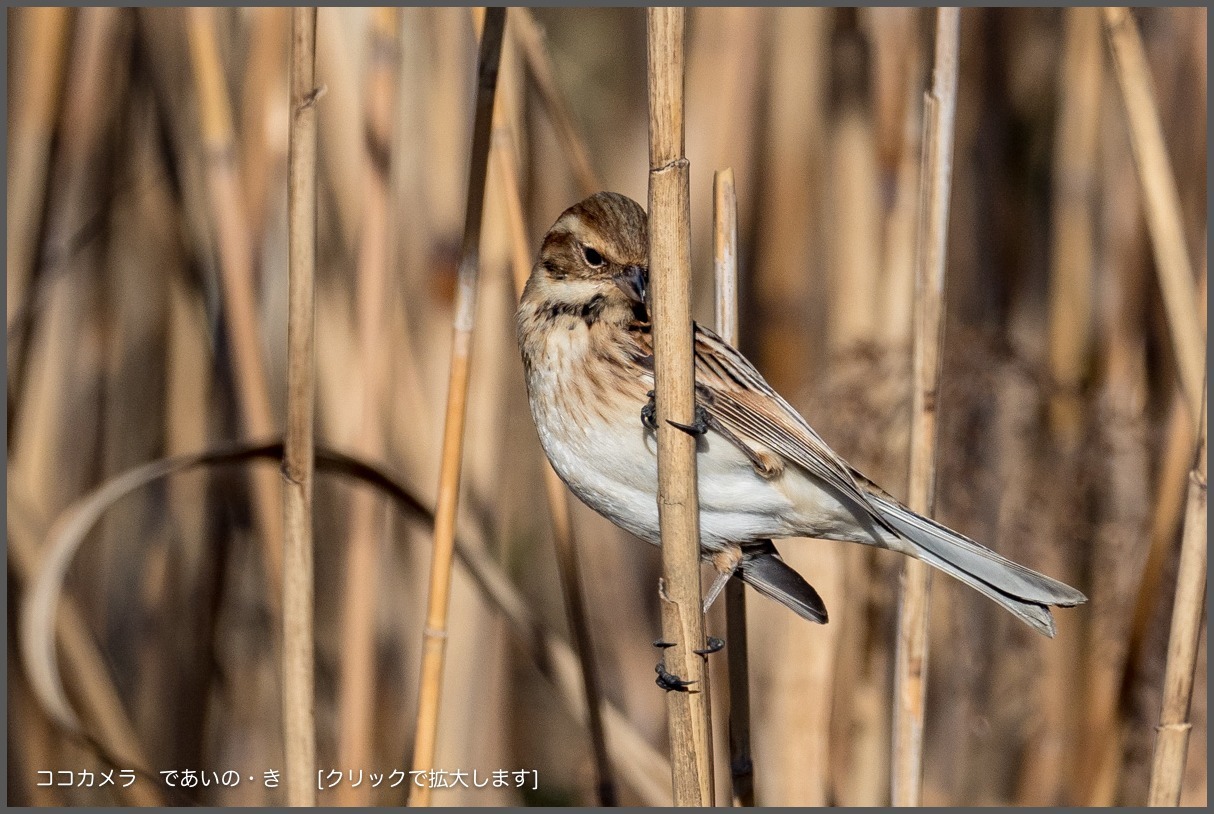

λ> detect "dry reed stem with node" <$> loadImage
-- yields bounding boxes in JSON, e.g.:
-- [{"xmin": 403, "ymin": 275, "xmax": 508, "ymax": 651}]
[
  {"xmin": 647, "ymin": 6, "xmax": 716, "ymax": 806},
  {"xmin": 489, "ymin": 43, "xmax": 618, "ymax": 805},
  {"xmin": 891, "ymin": 7, "xmax": 959, "ymax": 806},
  {"xmin": 281, "ymin": 7, "xmax": 320, "ymax": 806},
  {"xmin": 407, "ymin": 9, "xmax": 506, "ymax": 806},
  {"xmin": 1147, "ymin": 388, "xmax": 1207, "ymax": 805},
  {"xmin": 712, "ymin": 167, "xmax": 756, "ymax": 808},
  {"xmin": 6, "ymin": 7, "xmax": 1206, "ymax": 807}
]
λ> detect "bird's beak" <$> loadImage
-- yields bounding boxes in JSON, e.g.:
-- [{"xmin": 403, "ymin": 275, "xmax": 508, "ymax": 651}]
[{"xmin": 614, "ymin": 265, "xmax": 648, "ymax": 305}]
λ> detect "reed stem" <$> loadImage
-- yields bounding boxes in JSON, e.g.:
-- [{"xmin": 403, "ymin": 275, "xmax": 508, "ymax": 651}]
[
  {"xmin": 1102, "ymin": 7, "xmax": 1204, "ymax": 430},
  {"xmin": 647, "ymin": 7, "xmax": 715, "ymax": 805},
  {"xmin": 336, "ymin": 10, "xmax": 400, "ymax": 805},
  {"xmin": 891, "ymin": 7, "xmax": 959, "ymax": 806},
  {"xmin": 407, "ymin": 10, "xmax": 506, "ymax": 805},
  {"xmin": 488, "ymin": 54, "xmax": 619, "ymax": 804},
  {"xmin": 282, "ymin": 7, "xmax": 320, "ymax": 806},
  {"xmin": 1147, "ymin": 387, "xmax": 1207, "ymax": 806},
  {"xmin": 185, "ymin": 5, "xmax": 284, "ymax": 606},
  {"xmin": 512, "ymin": 8, "xmax": 603, "ymax": 197},
  {"xmin": 714, "ymin": 168, "xmax": 754, "ymax": 807}
]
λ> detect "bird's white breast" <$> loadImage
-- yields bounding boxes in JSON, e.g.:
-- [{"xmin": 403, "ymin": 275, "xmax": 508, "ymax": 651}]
[{"xmin": 524, "ymin": 322, "xmax": 809, "ymax": 549}]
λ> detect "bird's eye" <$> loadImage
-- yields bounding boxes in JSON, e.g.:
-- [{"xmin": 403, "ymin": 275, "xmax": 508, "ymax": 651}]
[{"xmin": 582, "ymin": 245, "xmax": 605, "ymax": 268}]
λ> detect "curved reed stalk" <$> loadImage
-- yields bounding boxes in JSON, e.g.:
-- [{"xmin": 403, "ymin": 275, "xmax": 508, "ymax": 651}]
[
  {"xmin": 891, "ymin": 7, "xmax": 959, "ymax": 806},
  {"xmin": 18, "ymin": 440, "xmax": 673, "ymax": 804},
  {"xmin": 647, "ymin": 7, "xmax": 715, "ymax": 805},
  {"xmin": 407, "ymin": 10, "xmax": 507, "ymax": 805}
]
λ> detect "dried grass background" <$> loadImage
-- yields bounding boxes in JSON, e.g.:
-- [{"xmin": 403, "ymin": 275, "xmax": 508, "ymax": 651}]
[{"xmin": 6, "ymin": 7, "xmax": 1207, "ymax": 807}]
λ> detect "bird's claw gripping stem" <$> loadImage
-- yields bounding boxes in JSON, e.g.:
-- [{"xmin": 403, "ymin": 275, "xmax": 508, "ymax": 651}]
[
  {"xmin": 653, "ymin": 638, "xmax": 697, "ymax": 691},
  {"xmin": 655, "ymin": 661, "xmax": 696, "ymax": 692},
  {"xmin": 641, "ymin": 390, "xmax": 658, "ymax": 432},
  {"xmin": 642, "ymin": 391, "xmax": 710, "ymax": 437}
]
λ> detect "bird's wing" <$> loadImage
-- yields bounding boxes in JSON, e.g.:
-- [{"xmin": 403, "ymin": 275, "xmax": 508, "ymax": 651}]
[{"xmin": 688, "ymin": 323, "xmax": 881, "ymax": 513}]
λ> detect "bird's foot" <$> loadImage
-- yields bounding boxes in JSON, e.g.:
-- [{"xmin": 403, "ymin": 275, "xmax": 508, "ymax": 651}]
[
  {"xmin": 655, "ymin": 660, "xmax": 696, "ymax": 692},
  {"xmin": 641, "ymin": 390, "xmax": 658, "ymax": 432},
  {"xmin": 653, "ymin": 639, "xmax": 698, "ymax": 691},
  {"xmin": 694, "ymin": 636, "xmax": 725, "ymax": 657},
  {"xmin": 667, "ymin": 405, "xmax": 710, "ymax": 437},
  {"xmin": 642, "ymin": 391, "xmax": 711, "ymax": 437}
]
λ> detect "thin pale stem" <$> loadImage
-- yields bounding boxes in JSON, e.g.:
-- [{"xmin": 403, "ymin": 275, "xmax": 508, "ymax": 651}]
[
  {"xmin": 714, "ymin": 168, "xmax": 754, "ymax": 807},
  {"xmin": 282, "ymin": 7, "xmax": 319, "ymax": 807},
  {"xmin": 407, "ymin": 9, "xmax": 506, "ymax": 806},
  {"xmin": 891, "ymin": 7, "xmax": 959, "ymax": 807},
  {"xmin": 1147, "ymin": 388, "xmax": 1207, "ymax": 806},
  {"xmin": 336, "ymin": 9, "xmax": 400, "ymax": 806}
]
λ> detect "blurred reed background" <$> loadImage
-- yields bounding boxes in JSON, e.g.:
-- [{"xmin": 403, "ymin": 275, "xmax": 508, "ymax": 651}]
[{"xmin": 6, "ymin": 6, "xmax": 1206, "ymax": 807}]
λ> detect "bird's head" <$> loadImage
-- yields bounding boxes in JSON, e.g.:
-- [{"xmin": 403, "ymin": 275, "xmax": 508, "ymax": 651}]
[{"xmin": 524, "ymin": 192, "xmax": 650, "ymax": 319}]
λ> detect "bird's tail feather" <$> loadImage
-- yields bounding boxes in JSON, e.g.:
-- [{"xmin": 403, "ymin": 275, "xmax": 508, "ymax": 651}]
[
  {"xmin": 867, "ymin": 492, "xmax": 1087, "ymax": 637},
  {"xmin": 737, "ymin": 541, "xmax": 828, "ymax": 625}
]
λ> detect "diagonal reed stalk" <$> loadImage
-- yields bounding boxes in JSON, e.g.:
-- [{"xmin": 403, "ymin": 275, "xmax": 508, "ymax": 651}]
[
  {"xmin": 891, "ymin": 7, "xmax": 959, "ymax": 806},
  {"xmin": 185, "ymin": 6, "xmax": 284, "ymax": 608},
  {"xmin": 1147, "ymin": 386, "xmax": 1207, "ymax": 806},
  {"xmin": 511, "ymin": 8, "xmax": 603, "ymax": 197},
  {"xmin": 1102, "ymin": 7, "xmax": 1204, "ymax": 430},
  {"xmin": 282, "ymin": 7, "xmax": 320, "ymax": 807},
  {"xmin": 488, "ymin": 68, "xmax": 619, "ymax": 804},
  {"xmin": 407, "ymin": 9, "xmax": 506, "ymax": 806},
  {"xmin": 647, "ymin": 7, "xmax": 715, "ymax": 806},
  {"xmin": 713, "ymin": 168, "xmax": 754, "ymax": 807}
]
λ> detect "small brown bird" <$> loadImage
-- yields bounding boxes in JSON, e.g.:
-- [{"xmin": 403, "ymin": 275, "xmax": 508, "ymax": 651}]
[{"xmin": 517, "ymin": 191, "xmax": 1086, "ymax": 637}]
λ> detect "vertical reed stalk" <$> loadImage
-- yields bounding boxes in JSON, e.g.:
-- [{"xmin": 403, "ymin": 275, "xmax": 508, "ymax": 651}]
[
  {"xmin": 282, "ymin": 7, "xmax": 319, "ymax": 807},
  {"xmin": 407, "ymin": 10, "xmax": 506, "ymax": 805},
  {"xmin": 647, "ymin": 7, "xmax": 715, "ymax": 806},
  {"xmin": 238, "ymin": 7, "xmax": 290, "ymax": 246},
  {"xmin": 1047, "ymin": 7, "xmax": 1103, "ymax": 443},
  {"xmin": 336, "ymin": 10, "xmax": 400, "ymax": 805},
  {"xmin": 891, "ymin": 7, "xmax": 960, "ymax": 806},
  {"xmin": 6, "ymin": 7, "xmax": 72, "ymax": 335},
  {"xmin": 714, "ymin": 168, "xmax": 754, "ymax": 807},
  {"xmin": 1102, "ymin": 7, "xmax": 1204, "ymax": 429},
  {"xmin": 1147, "ymin": 389, "xmax": 1207, "ymax": 806},
  {"xmin": 490, "ymin": 90, "xmax": 618, "ymax": 804},
  {"xmin": 186, "ymin": 6, "xmax": 284, "ymax": 603}
]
